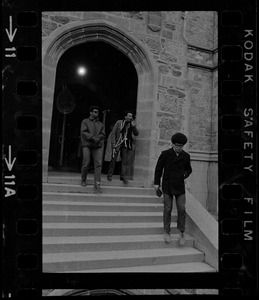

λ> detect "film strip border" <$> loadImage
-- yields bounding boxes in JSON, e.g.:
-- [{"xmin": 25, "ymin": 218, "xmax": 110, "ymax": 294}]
[
  {"xmin": 1, "ymin": 2, "xmax": 257, "ymax": 298},
  {"xmin": 218, "ymin": 8, "xmax": 257, "ymax": 296},
  {"xmin": 2, "ymin": 8, "xmax": 42, "ymax": 298}
]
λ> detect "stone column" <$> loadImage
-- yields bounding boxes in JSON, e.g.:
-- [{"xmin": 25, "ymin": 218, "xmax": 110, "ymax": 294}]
[
  {"xmin": 134, "ymin": 71, "xmax": 158, "ymax": 187},
  {"xmin": 42, "ymin": 62, "xmax": 57, "ymax": 182}
]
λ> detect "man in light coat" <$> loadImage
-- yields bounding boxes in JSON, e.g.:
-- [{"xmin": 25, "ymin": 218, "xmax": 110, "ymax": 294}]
[{"xmin": 107, "ymin": 111, "xmax": 139, "ymax": 184}]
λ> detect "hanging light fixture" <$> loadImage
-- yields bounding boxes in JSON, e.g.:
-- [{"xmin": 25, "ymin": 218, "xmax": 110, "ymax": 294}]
[{"xmin": 77, "ymin": 66, "xmax": 87, "ymax": 76}]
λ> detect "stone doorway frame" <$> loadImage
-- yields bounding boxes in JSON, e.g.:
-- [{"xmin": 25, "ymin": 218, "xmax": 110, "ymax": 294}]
[{"xmin": 42, "ymin": 19, "xmax": 158, "ymax": 186}]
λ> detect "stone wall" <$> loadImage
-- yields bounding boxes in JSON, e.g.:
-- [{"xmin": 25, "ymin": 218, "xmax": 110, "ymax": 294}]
[
  {"xmin": 42, "ymin": 11, "xmax": 217, "ymax": 152},
  {"xmin": 188, "ymin": 157, "xmax": 217, "ymax": 213},
  {"xmin": 188, "ymin": 67, "xmax": 213, "ymax": 152},
  {"xmin": 185, "ymin": 11, "xmax": 215, "ymax": 49},
  {"xmin": 42, "ymin": 11, "xmax": 218, "ymax": 210}
]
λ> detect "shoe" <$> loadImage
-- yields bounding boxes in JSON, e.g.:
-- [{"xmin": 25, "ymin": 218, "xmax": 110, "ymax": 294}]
[
  {"xmin": 93, "ymin": 183, "xmax": 103, "ymax": 193},
  {"xmin": 81, "ymin": 181, "xmax": 86, "ymax": 187},
  {"xmin": 107, "ymin": 176, "xmax": 112, "ymax": 181},
  {"xmin": 122, "ymin": 177, "xmax": 128, "ymax": 184},
  {"xmin": 164, "ymin": 233, "xmax": 171, "ymax": 244},
  {"xmin": 178, "ymin": 232, "xmax": 186, "ymax": 246}
]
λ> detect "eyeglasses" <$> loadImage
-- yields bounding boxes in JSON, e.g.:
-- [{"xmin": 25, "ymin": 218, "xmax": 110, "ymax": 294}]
[
  {"xmin": 173, "ymin": 143, "xmax": 184, "ymax": 148},
  {"xmin": 92, "ymin": 110, "xmax": 99, "ymax": 113}
]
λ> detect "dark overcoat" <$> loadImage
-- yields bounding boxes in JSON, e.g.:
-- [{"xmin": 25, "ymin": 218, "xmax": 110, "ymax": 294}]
[{"xmin": 154, "ymin": 148, "xmax": 192, "ymax": 195}]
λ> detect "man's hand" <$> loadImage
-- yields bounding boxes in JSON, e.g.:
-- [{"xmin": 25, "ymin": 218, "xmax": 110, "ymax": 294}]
[
  {"xmin": 91, "ymin": 136, "xmax": 100, "ymax": 143},
  {"xmin": 154, "ymin": 185, "xmax": 162, "ymax": 197},
  {"xmin": 184, "ymin": 179, "xmax": 190, "ymax": 191}
]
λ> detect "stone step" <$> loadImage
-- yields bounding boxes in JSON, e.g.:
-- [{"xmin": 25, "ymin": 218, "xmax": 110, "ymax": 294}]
[
  {"xmin": 43, "ymin": 210, "xmax": 175, "ymax": 223},
  {"xmin": 43, "ymin": 174, "xmax": 215, "ymax": 274},
  {"xmin": 43, "ymin": 183, "xmax": 155, "ymax": 195},
  {"xmin": 43, "ymin": 222, "xmax": 178, "ymax": 236},
  {"xmin": 46, "ymin": 175, "xmax": 145, "ymax": 187},
  {"xmin": 43, "ymin": 234, "xmax": 193, "ymax": 253},
  {"xmin": 43, "ymin": 192, "xmax": 160, "ymax": 203},
  {"xmin": 43, "ymin": 200, "xmax": 163, "ymax": 213},
  {"xmin": 43, "ymin": 247, "xmax": 204, "ymax": 272},
  {"xmin": 64, "ymin": 261, "xmax": 216, "ymax": 273}
]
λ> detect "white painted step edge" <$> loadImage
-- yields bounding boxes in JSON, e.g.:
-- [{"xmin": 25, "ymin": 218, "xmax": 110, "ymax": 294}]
[
  {"xmin": 43, "ymin": 192, "xmax": 157, "ymax": 198},
  {"xmin": 43, "ymin": 201, "xmax": 162, "ymax": 207},
  {"xmin": 43, "ymin": 233, "xmax": 191, "ymax": 244},
  {"xmin": 43, "ymin": 247, "xmax": 203, "ymax": 263},
  {"xmin": 43, "ymin": 222, "xmax": 175, "ymax": 229},
  {"xmin": 43, "ymin": 211, "xmax": 164, "ymax": 216},
  {"xmin": 63, "ymin": 262, "xmax": 216, "ymax": 273},
  {"xmin": 43, "ymin": 183, "xmax": 153, "ymax": 190}
]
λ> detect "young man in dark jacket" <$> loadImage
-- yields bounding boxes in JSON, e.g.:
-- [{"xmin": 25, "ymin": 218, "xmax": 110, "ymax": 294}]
[
  {"xmin": 80, "ymin": 106, "xmax": 106, "ymax": 193},
  {"xmin": 154, "ymin": 133, "xmax": 192, "ymax": 245},
  {"xmin": 107, "ymin": 111, "xmax": 139, "ymax": 184}
]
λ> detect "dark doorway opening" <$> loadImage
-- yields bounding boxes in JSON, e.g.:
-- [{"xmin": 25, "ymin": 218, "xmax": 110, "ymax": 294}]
[{"xmin": 48, "ymin": 41, "xmax": 138, "ymax": 175}]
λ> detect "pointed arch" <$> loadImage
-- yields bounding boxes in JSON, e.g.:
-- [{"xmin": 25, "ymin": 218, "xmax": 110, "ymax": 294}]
[{"xmin": 43, "ymin": 20, "xmax": 158, "ymax": 184}]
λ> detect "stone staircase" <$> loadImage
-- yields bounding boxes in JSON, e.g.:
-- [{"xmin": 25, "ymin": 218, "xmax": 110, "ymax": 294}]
[{"xmin": 43, "ymin": 173, "xmax": 216, "ymax": 273}]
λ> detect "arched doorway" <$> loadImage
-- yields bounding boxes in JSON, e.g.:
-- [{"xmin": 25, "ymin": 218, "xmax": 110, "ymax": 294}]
[
  {"xmin": 43, "ymin": 20, "xmax": 157, "ymax": 185},
  {"xmin": 48, "ymin": 41, "xmax": 138, "ymax": 175}
]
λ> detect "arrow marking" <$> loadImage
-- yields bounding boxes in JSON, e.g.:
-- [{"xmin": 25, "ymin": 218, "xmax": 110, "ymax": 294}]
[
  {"xmin": 4, "ymin": 145, "xmax": 16, "ymax": 171},
  {"xmin": 5, "ymin": 47, "xmax": 16, "ymax": 51},
  {"xmin": 5, "ymin": 53, "xmax": 16, "ymax": 58},
  {"xmin": 5, "ymin": 16, "xmax": 17, "ymax": 43}
]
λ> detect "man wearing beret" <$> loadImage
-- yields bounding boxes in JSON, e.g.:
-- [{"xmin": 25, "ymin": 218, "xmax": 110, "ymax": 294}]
[{"xmin": 154, "ymin": 133, "xmax": 192, "ymax": 246}]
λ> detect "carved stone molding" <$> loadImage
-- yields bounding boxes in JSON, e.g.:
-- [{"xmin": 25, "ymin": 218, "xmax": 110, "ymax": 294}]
[{"xmin": 45, "ymin": 23, "xmax": 152, "ymax": 76}]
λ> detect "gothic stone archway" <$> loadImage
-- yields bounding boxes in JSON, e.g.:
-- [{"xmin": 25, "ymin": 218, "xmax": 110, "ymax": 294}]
[{"xmin": 42, "ymin": 20, "xmax": 157, "ymax": 185}]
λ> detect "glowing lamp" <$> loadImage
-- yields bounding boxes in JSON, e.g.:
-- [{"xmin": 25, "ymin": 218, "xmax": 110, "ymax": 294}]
[{"xmin": 77, "ymin": 66, "xmax": 87, "ymax": 76}]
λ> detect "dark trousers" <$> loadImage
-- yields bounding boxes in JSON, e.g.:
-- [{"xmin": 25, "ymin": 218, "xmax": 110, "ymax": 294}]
[
  {"xmin": 81, "ymin": 147, "xmax": 103, "ymax": 183},
  {"xmin": 163, "ymin": 193, "xmax": 186, "ymax": 234},
  {"xmin": 107, "ymin": 146, "xmax": 133, "ymax": 179}
]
